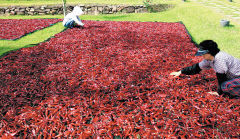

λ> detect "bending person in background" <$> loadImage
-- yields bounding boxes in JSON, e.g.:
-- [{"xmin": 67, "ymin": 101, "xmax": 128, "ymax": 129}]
[
  {"xmin": 63, "ymin": 6, "xmax": 84, "ymax": 28},
  {"xmin": 170, "ymin": 40, "xmax": 240, "ymax": 98}
]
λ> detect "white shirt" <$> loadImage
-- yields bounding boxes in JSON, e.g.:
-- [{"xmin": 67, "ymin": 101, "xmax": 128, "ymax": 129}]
[
  {"xmin": 199, "ymin": 51, "xmax": 240, "ymax": 79},
  {"xmin": 63, "ymin": 12, "xmax": 84, "ymax": 26}
]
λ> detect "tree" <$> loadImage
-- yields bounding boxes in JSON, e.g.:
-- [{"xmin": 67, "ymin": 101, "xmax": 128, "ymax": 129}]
[
  {"xmin": 143, "ymin": 0, "xmax": 153, "ymax": 7},
  {"xmin": 62, "ymin": 0, "xmax": 67, "ymax": 17}
]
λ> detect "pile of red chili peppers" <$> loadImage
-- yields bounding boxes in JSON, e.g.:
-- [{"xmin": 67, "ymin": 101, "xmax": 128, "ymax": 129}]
[
  {"xmin": 0, "ymin": 20, "xmax": 239, "ymax": 138},
  {"xmin": 0, "ymin": 19, "xmax": 61, "ymax": 40}
]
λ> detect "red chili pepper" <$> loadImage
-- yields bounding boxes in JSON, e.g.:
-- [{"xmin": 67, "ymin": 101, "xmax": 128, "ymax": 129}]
[
  {"xmin": 0, "ymin": 19, "xmax": 61, "ymax": 40},
  {"xmin": 0, "ymin": 20, "xmax": 239, "ymax": 138}
]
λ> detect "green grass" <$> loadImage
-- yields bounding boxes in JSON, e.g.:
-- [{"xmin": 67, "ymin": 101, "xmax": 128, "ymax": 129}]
[
  {"xmin": 0, "ymin": 2, "xmax": 239, "ymax": 58},
  {"xmin": 0, "ymin": 22, "xmax": 65, "ymax": 57},
  {"xmin": 196, "ymin": 0, "xmax": 240, "ymax": 18},
  {"xmin": 0, "ymin": 0, "xmax": 177, "ymax": 6},
  {"xmin": 199, "ymin": 0, "xmax": 240, "ymax": 8}
]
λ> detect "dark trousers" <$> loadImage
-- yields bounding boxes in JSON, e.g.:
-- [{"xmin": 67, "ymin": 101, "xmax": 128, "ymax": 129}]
[{"xmin": 221, "ymin": 76, "xmax": 240, "ymax": 97}]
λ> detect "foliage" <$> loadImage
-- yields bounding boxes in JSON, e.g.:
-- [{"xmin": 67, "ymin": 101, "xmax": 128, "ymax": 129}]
[
  {"xmin": 143, "ymin": 0, "xmax": 154, "ymax": 12},
  {"xmin": 143, "ymin": 0, "xmax": 153, "ymax": 7}
]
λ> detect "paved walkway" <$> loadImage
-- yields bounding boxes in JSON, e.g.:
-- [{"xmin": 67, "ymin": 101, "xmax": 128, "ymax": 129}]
[{"xmin": 191, "ymin": 0, "xmax": 240, "ymax": 24}]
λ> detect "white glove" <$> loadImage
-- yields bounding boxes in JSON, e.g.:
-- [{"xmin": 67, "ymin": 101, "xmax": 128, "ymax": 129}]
[
  {"xmin": 207, "ymin": 92, "xmax": 219, "ymax": 96},
  {"xmin": 170, "ymin": 71, "xmax": 181, "ymax": 77},
  {"xmin": 78, "ymin": 22, "xmax": 84, "ymax": 26}
]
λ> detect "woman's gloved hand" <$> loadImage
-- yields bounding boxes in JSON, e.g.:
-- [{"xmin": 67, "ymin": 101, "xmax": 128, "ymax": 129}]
[{"xmin": 170, "ymin": 71, "xmax": 182, "ymax": 78}]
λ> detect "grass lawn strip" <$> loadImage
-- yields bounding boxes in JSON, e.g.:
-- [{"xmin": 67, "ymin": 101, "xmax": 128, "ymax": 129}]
[{"xmin": 0, "ymin": 22, "xmax": 65, "ymax": 57}]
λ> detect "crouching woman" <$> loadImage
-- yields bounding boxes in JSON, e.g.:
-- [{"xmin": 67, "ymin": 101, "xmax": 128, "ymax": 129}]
[
  {"xmin": 63, "ymin": 6, "xmax": 84, "ymax": 28},
  {"xmin": 171, "ymin": 40, "xmax": 240, "ymax": 98}
]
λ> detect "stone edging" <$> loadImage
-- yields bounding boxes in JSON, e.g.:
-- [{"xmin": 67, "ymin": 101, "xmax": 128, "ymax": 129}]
[{"xmin": 0, "ymin": 4, "xmax": 174, "ymax": 15}]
